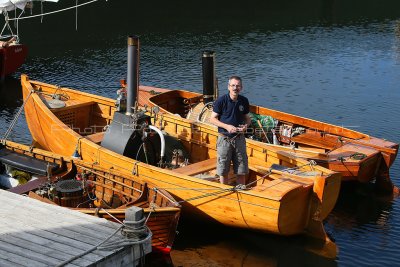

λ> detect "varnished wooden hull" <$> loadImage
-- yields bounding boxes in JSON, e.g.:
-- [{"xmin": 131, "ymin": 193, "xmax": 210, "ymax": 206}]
[
  {"xmin": 142, "ymin": 88, "xmax": 398, "ymax": 185},
  {"xmin": 2, "ymin": 140, "xmax": 180, "ymax": 253},
  {"xmin": 21, "ymin": 75, "xmax": 341, "ymax": 245}
]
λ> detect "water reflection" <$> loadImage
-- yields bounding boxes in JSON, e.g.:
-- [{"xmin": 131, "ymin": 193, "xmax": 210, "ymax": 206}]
[
  {"xmin": 326, "ymin": 184, "xmax": 398, "ymax": 265},
  {"xmin": 0, "ymin": 77, "xmax": 22, "ymax": 112},
  {"xmin": 328, "ymin": 183, "xmax": 393, "ymax": 230},
  {"xmin": 158, "ymin": 218, "xmax": 337, "ymax": 267},
  {"xmin": 0, "ymin": 77, "xmax": 31, "ymax": 144}
]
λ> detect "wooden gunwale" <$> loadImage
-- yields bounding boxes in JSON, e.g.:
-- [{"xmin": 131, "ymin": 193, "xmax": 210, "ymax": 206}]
[{"xmin": 75, "ymin": 207, "xmax": 181, "ymax": 214}]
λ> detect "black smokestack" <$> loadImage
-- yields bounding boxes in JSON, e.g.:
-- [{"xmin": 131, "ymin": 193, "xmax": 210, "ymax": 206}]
[
  {"xmin": 126, "ymin": 35, "xmax": 139, "ymax": 115},
  {"xmin": 202, "ymin": 51, "xmax": 216, "ymax": 104}
]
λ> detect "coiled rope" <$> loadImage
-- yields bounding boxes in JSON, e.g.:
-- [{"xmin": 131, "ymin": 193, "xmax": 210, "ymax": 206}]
[
  {"xmin": 349, "ymin": 152, "xmax": 367, "ymax": 160},
  {"xmin": 97, "ymin": 208, "xmax": 152, "ymax": 250}
]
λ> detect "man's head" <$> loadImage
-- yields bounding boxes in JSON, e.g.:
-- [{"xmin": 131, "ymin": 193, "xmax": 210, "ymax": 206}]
[{"xmin": 228, "ymin": 76, "xmax": 243, "ymax": 99}]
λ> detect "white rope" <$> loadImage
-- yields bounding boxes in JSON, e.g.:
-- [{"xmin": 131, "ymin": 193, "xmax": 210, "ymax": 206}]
[
  {"xmin": 40, "ymin": 0, "xmax": 43, "ymax": 23},
  {"xmin": 0, "ymin": 11, "xmax": 17, "ymax": 38},
  {"xmin": 56, "ymin": 224, "xmax": 124, "ymax": 267},
  {"xmin": 16, "ymin": 10, "xmax": 20, "ymax": 36},
  {"xmin": 6, "ymin": 0, "xmax": 102, "ymax": 21}
]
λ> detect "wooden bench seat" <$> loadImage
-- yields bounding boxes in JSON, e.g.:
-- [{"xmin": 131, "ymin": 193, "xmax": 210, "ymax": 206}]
[
  {"xmin": 173, "ymin": 158, "xmax": 217, "ymax": 176},
  {"xmin": 85, "ymin": 131, "xmax": 105, "ymax": 144}
]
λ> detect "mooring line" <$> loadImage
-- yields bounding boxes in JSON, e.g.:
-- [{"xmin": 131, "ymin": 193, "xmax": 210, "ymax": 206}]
[{"xmin": 1, "ymin": 90, "xmax": 33, "ymax": 143}]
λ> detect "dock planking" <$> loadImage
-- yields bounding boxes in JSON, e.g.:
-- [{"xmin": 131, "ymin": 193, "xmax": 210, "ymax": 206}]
[{"xmin": 0, "ymin": 189, "xmax": 150, "ymax": 267}]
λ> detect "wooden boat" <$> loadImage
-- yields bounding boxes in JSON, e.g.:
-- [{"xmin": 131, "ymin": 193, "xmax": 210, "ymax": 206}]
[
  {"xmin": 0, "ymin": 140, "xmax": 180, "ymax": 254},
  {"xmin": 0, "ymin": 38, "xmax": 28, "ymax": 80},
  {"xmin": 138, "ymin": 87, "xmax": 398, "ymax": 193},
  {"xmin": 0, "ymin": 0, "xmax": 58, "ymax": 79},
  {"xmin": 21, "ymin": 74, "xmax": 341, "ymax": 257}
]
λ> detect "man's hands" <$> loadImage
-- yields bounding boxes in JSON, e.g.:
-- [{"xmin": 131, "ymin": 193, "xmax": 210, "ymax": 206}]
[
  {"xmin": 237, "ymin": 124, "xmax": 248, "ymax": 133},
  {"xmin": 226, "ymin": 124, "xmax": 247, "ymax": 134},
  {"xmin": 210, "ymin": 112, "xmax": 249, "ymax": 134},
  {"xmin": 226, "ymin": 125, "xmax": 237, "ymax": 133}
]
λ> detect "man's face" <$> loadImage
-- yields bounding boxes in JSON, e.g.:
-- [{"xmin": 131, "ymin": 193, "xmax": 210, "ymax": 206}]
[{"xmin": 228, "ymin": 79, "xmax": 242, "ymax": 96}]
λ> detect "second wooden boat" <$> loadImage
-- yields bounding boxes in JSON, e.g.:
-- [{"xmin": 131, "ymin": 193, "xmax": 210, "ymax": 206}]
[
  {"xmin": 137, "ymin": 52, "xmax": 398, "ymax": 194},
  {"xmin": 0, "ymin": 140, "xmax": 180, "ymax": 253}
]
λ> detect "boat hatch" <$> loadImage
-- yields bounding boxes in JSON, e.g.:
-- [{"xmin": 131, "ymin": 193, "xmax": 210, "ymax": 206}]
[{"xmin": 0, "ymin": 147, "xmax": 59, "ymax": 176}]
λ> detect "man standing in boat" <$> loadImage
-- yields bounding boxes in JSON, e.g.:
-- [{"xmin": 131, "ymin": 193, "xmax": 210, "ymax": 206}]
[{"xmin": 210, "ymin": 76, "xmax": 251, "ymax": 186}]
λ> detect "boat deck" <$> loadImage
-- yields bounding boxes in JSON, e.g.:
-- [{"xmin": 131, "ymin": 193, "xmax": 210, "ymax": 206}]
[
  {"xmin": 138, "ymin": 86, "xmax": 169, "ymax": 107},
  {"xmin": 0, "ymin": 189, "xmax": 150, "ymax": 266}
]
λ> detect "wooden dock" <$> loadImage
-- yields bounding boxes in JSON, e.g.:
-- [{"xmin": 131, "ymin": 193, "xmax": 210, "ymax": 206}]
[{"xmin": 0, "ymin": 189, "xmax": 151, "ymax": 267}]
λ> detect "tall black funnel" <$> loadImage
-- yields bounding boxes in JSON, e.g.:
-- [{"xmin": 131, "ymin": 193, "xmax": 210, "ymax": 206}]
[
  {"xmin": 202, "ymin": 51, "xmax": 216, "ymax": 104},
  {"xmin": 126, "ymin": 35, "xmax": 139, "ymax": 115}
]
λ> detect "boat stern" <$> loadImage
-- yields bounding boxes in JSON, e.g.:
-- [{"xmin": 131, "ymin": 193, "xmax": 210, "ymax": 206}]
[{"xmin": 1, "ymin": 44, "xmax": 28, "ymax": 77}]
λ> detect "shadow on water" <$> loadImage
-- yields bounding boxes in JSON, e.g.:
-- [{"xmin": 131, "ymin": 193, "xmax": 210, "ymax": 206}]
[
  {"xmin": 324, "ymin": 182, "xmax": 397, "ymax": 265},
  {"xmin": 146, "ymin": 216, "xmax": 337, "ymax": 267},
  {"xmin": 0, "ymin": 76, "xmax": 22, "ymax": 112},
  {"xmin": 0, "ymin": 76, "xmax": 31, "ymax": 144},
  {"xmin": 327, "ymin": 182, "xmax": 394, "ymax": 229}
]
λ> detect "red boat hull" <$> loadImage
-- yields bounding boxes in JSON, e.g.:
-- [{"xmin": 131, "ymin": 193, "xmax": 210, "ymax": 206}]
[{"xmin": 0, "ymin": 44, "xmax": 28, "ymax": 78}]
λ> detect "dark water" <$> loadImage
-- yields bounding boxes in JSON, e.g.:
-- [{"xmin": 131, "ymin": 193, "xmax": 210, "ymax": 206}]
[{"xmin": 2, "ymin": 0, "xmax": 400, "ymax": 266}]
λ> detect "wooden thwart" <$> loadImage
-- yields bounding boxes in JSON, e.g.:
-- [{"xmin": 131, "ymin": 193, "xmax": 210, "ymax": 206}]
[
  {"xmin": 85, "ymin": 131, "xmax": 105, "ymax": 144},
  {"xmin": 173, "ymin": 157, "xmax": 217, "ymax": 175},
  {"xmin": 8, "ymin": 176, "xmax": 48, "ymax": 194}
]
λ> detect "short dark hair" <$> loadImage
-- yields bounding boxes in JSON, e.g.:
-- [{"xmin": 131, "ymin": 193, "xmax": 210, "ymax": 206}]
[{"xmin": 229, "ymin": 76, "xmax": 242, "ymax": 82}]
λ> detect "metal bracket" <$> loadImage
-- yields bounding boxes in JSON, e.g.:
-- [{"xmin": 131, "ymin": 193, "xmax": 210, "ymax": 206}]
[{"xmin": 132, "ymin": 161, "xmax": 138, "ymax": 176}]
